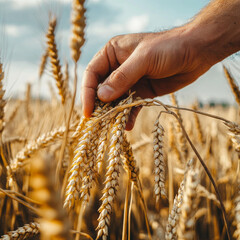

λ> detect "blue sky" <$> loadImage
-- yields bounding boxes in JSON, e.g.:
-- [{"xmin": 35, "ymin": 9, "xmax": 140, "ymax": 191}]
[{"xmin": 0, "ymin": 0, "xmax": 240, "ymax": 105}]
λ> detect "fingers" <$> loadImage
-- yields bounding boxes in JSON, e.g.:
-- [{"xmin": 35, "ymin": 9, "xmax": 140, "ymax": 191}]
[
  {"xmin": 125, "ymin": 106, "xmax": 142, "ymax": 131},
  {"xmin": 82, "ymin": 44, "xmax": 118, "ymax": 117},
  {"xmin": 97, "ymin": 50, "xmax": 146, "ymax": 102}
]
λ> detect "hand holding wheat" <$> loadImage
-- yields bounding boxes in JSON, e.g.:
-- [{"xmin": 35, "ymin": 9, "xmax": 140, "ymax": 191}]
[{"xmin": 82, "ymin": 0, "xmax": 240, "ymax": 130}]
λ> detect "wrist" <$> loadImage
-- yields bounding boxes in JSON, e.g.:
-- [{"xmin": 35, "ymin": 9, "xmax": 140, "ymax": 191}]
[{"xmin": 184, "ymin": 7, "xmax": 240, "ymax": 66}]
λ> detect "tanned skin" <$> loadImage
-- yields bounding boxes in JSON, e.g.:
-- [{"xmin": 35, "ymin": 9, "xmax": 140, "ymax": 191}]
[{"xmin": 82, "ymin": 0, "xmax": 240, "ymax": 130}]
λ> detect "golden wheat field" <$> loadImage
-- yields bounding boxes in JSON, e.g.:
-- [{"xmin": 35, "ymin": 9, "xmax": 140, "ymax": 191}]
[{"xmin": 0, "ymin": 1, "xmax": 240, "ymax": 240}]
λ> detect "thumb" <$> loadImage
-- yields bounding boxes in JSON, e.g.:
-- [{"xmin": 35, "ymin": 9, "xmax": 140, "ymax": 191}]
[{"xmin": 97, "ymin": 52, "xmax": 146, "ymax": 102}]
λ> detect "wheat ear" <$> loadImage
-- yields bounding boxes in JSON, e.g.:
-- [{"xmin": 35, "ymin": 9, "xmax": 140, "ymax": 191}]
[
  {"xmin": 64, "ymin": 102, "xmax": 105, "ymax": 209},
  {"xmin": 223, "ymin": 65, "xmax": 240, "ymax": 106},
  {"xmin": 170, "ymin": 93, "xmax": 188, "ymax": 160},
  {"xmin": 0, "ymin": 62, "xmax": 6, "ymax": 136},
  {"xmin": 168, "ymin": 121, "xmax": 182, "ymax": 164},
  {"xmin": 165, "ymin": 159, "xmax": 194, "ymax": 240},
  {"xmin": 177, "ymin": 168, "xmax": 200, "ymax": 240},
  {"xmin": 71, "ymin": 0, "xmax": 86, "ymax": 62},
  {"xmin": 224, "ymin": 121, "xmax": 240, "ymax": 152},
  {"xmin": 63, "ymin": 61, "xmax": 72, "ymax": 99},
  {"xmin": 46, "ymin": 16, "xmax": 66, "ymax": 104},
  {"xmin": 30, "ymin": 154, "xmax": 70, "ymax": 240},
  {"xmin": 64, "ymin": 122, "xmax": 94, "ymax": 209},
  {"xmin": 96, "ymin": 103, "xmax": 132, "ymax": 240},
  {"xmin": 79, "ymin": 120, "xmax": 101, "ymax": 203},
  {"xmin": 153, "ymin": 118, "xmax": 167, "ymax": 201},
  {"xmin": 80, "ymin": 104, "xmax": 113, "ymax": 203},
  {"xmin": 11, "ymin": 125, "xmax": 75, "ymax": 171},
  {"xmin": 192, "ymin": 103, "xmax": 205, "ymax": 144},
  {"xmin": 39, "ymin": 49, "xmax": 48, "ymax": 80},
  {"xmin": 122, "ymin": 134, "xmax": 139, "ymax": 184},
  {"xmin": 96, "ymin": 105, "xmax": 113, "ymax": 169},
  {"xmin": 165, "ymin": 181, "xmax": 185, "ymax": 240},
  {"xmin": 0, "ymin": 222, "xmax": 40, "ymax": 240},
  {"xmin": 234, "ymin": 184, "xmax": 240, "ymax": 239}
]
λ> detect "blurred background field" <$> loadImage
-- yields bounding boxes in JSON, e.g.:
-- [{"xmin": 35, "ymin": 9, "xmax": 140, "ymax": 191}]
[{"xmin": 0, "ymin": 1, "xmax": 240, "ymax": 240}]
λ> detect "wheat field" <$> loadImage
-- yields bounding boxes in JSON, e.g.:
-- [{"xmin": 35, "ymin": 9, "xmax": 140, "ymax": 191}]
[{"xmin": 0, "ymin": 1, "xmax": 240, "ymax": 240}]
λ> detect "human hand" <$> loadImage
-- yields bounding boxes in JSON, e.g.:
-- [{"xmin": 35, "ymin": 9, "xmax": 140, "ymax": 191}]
[{"xmin": 82, "ymin": 27, "xmax": 213, "ymax": 130}]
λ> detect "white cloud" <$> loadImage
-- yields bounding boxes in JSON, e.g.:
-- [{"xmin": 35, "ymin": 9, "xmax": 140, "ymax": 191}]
[
  {"xmin": 88, "ymin": 14, "xmax": 149, "ymax": 39},
  {"xmin": 5, "ymin": 24, "xmax": 27, "ymax": 37},
  {"xmin": 126, "ymin": 15, "xmax": 149, "ymax": 32},
  {"xmin": 11, "ymin": 0, "xmax": 70, "ymax": 9},
  {"xmin": 12, "ymin": 0, "xmax": 39, "ymax": 8},
  {"xmin": 89, "ymin": 0, "xmax": 101, "ymax": 3},
  {"xmin": 88, "ymin": 22, "xmax": 124, "ymax": 39}
]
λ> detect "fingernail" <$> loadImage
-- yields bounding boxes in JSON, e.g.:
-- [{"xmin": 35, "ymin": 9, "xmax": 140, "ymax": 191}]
[{"xmin": 98, "ymin": 85, "xmax": 114, "ymax": 101}]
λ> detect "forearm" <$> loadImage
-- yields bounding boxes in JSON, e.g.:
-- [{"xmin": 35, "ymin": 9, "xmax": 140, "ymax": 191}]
[{"xmin": 185, "ymin": 0, "xmax": 240, "ymax": 65}]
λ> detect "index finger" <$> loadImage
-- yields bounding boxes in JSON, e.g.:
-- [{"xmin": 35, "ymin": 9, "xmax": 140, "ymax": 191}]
[{"xmin": 82, "ymin": 47, "xmax": 111, "ymax": 117}]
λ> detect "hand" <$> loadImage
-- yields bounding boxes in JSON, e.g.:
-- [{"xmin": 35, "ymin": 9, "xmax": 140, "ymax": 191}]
[{"xmin": 81, "ymin": 26, "xmax": 214, "ymax": 129}]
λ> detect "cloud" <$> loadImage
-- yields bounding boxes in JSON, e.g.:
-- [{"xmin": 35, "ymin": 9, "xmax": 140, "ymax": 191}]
[
  {"xmin": 88, "ymin": 14, "xmax": 149, "ymax": 39},
  {"xmin": 11, "ymin": 0, "xmax": 39, "ymax": 9},
  {"xmin": 126, "ymin": 15, "xmax": 149, "ymax": 32},
  {"xmin": 88, "ymin": 0, "xmax": 101, "ymax": 3},
  {"xmin": 11, "ymin": 0, "xmax": 70, "ymax": 9},
  {"xmin": 5, "ymin": 24, "xmax": 27, "ymax": 37}
]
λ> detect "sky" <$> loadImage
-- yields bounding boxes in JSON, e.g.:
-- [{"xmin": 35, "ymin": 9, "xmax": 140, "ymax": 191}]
[{"xmin": 0, "ymin": 0, "xmax": 240, "ymax": 105}]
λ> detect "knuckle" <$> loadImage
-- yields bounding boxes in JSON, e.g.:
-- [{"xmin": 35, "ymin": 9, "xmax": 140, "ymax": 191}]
[
  {"xmin": 109, "ymin": 35, "xmax": 121, "ymax": 45},
  {"xmin": 111, "ymin": 69, "xmax": 128, "ymax": 83}
]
